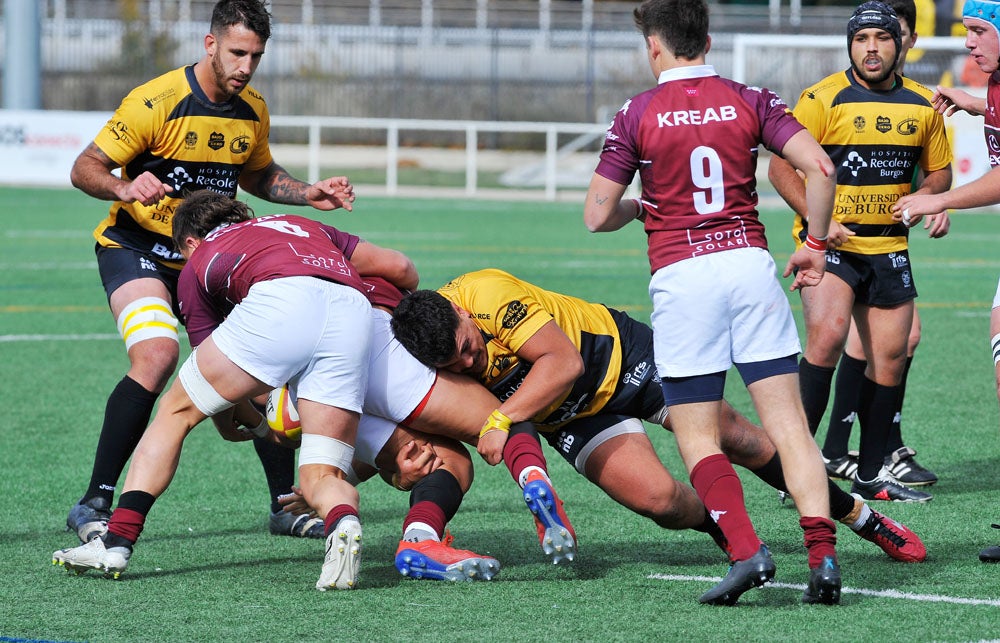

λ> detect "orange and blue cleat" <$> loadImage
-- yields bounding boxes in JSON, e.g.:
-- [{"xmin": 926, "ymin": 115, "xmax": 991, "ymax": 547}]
[{"xmin": 523, "ymin": 470, "xmax": 576, "ymax": 565}]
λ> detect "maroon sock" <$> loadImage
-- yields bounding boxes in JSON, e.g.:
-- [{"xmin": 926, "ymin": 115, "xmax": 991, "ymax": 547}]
[
  {"xmin": 690, "ymin": 453, "xmax": 761, "ymax": 561},
  {"xmin": 323, "ymin": 504, "xmax": 358, "ymax": 538},
  {"xmin": 502, "ymin": 426, "xmax": 547, "ymax": 484},
  {"xmin": 692, "ymin": 507, "xmax": 731, "ymax": 558},
  {"xmin": 800, "ymin": 516, "xmax": 838, "ymax": 568},
  {"xmin": 106, "ymin": 508, "xmax": 146, "ymax": 545},
  {"xmin": 403, "ymin": 500, "xmax": 447, "ymax": 539}
]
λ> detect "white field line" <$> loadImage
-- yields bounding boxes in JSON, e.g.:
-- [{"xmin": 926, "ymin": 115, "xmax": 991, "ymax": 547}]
[
  {"xmin": 0, "ymin": 333, "xmax": 119, "ymax": 342},
  {"xmin": 648, "ymin": 573, "xmax": 1000, "ymax": 607}
]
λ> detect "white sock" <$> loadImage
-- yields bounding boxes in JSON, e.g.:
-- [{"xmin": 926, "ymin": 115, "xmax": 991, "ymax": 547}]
[
  {"xmin": 849, "ymin": 502, "xmax": 873, "ymax": 531},
  {"xmin": 402, "ymin": 521, "xmax": 439, "ymax": 543},
  {"xmin": 518, "ymin": 466, "xmax": 548, "ymax": 489}
]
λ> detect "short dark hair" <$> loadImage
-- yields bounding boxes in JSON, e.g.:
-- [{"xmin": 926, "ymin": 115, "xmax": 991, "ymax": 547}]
[
  {"xmin": 211, "ymin": 0, "xmax": 271, "ymax": 41},
  {"xmin": 172, "ymin": 189, "xmax": 254, "ymax": 251},
  {"xmin": 390, "ymin": 290, "xmax": 462, "ymax": 368},
  {"xmin": 886, "ymin": 0, "xmax": 916, "ymax": 31},
  {"xmin": 633, "ymin": 0, "xmax": 709, "ymax": 60}
]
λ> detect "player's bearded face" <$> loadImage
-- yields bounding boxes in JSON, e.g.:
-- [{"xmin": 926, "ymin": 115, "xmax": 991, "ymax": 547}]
[
  {"xmin": 849, "ymin": 28, "xmax": 898, "ymax": 87},
  {"xmin": 209, "ymin": 25, "xmax": 265, "ymax": 99}
]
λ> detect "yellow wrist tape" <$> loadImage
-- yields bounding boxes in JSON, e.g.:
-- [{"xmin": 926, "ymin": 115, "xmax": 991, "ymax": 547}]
[{"xmin": 479, "ymin": 409, "xmax": 512, "ymax": 439}]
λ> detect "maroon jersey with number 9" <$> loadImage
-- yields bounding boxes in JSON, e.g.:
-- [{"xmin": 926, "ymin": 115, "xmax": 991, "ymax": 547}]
[{"xmin": 595, "ymin": 66, "xmax": 804, "ymax": 273}]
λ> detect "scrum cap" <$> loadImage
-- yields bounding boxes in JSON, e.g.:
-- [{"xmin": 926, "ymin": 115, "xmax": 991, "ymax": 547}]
[
  {"xmin": 964, "ymin": 0, "xmax": 1000, "ymax": 40},
  {"xmin": 847, "ymin": 1, "xmax": 902, "ymax": 56}
]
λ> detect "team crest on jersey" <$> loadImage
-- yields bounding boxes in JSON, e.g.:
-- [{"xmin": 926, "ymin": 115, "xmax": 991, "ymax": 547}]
[
  {"xmin": 896, "ymin": 118, "xmax": 918, "ymax": 135},
  {"xmin": 876, "ymin": 116, "xmax": 892, "ymax": 134},
  {"xmin": 853, "ymin": 116, "xmax": 866, "ymax": 132},
  {"xmin": 487, "ymin": 355, "xmax": 516, "ymax": 380},
  {"xmin": 230, "ymin": 135, "xmax": 250, "ymax": 154},
  {"xmin": 184, "ymin": 131, "xmax": 198, "ymax": 149},
  {"xmin": 208, "ymin": 132, "xmax": 225, "ymax": 150},
  {"xmin": 502, "ymin": 300, "xmax": 527, "ymax": 329}
]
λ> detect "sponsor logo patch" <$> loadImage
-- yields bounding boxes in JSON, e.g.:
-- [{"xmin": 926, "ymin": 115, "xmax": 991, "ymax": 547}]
[{"xmin": 502, "ymin": 300, "xmax": 527, "ymax": 329}]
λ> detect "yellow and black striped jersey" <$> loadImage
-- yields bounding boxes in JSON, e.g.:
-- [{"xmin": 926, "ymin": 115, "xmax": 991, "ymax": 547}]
[
  {"xmin": 790, "ymin": 70, "xmax": 951, "ymax": 255},
  {"xmin": 437, "ymin": 269, "xmax": 623, "ymax": 430},
  {"xmin": 92, "ymin": 65, "xmax": 274, "ymax": 268}
]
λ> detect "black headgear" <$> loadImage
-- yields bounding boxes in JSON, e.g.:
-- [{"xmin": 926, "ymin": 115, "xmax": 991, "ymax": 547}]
[{"xmin": 847, "ymin": 1, "xmax": 902, "ymax": 57}]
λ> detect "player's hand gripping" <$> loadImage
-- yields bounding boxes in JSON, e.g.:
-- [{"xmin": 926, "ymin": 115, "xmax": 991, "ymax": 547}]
[
  {"xmin": 392, "ymin": 440, "xmax": 443, "ymax": 491},
  {"xmin": 477, "ymin": 409, "xmax": 512, "ymax": 466},
  {"xmin": 276, "ymin": 486, "xmax": 318, "ymax": 517}
]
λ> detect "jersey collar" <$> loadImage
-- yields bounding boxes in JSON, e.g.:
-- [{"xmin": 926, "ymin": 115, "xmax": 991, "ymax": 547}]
[{"xmin": 657, "ymin": 65, "xmax": 718, "ymax": 85}]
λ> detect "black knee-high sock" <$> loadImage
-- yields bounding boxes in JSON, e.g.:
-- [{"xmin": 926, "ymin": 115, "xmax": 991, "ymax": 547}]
[
  {"xmin": 856, "ymin": 377, "xmax": 901, "ymax": 481},
  {"xmin": 410, "ymin": 469, "xmax": 464, "ymax": 521},
  {"xmin": 799, "ymin": 358, "xmax": 836, "ymax": 436},
  {"xmin": 83, "ymin": 376, "xmax": 158, "ymax": 505},
  {"xmin": 254, "ymin": 436, "xmax": 296, "ymax": 513},
  {"xmin": 747, "ymin": 453, "xmax": 855, "ymax": 521},
  {"xmin": 822, "ymin": 353, "xmax": 867, "ymax": 459},
  {"xmin": 885, "ymin": 356, "xmax": 913, "ymax": 454}
]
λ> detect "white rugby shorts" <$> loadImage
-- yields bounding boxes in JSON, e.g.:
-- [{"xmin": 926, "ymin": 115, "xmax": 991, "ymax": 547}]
[
  {"xmin": 354, "ymin": 308, "xmax": 437, "ymax": 465},
  {"xmin": 212, "ymin": 276, "xmax": 372, "ymax": 413},
  {"xmin": 993, "ymin": 275, "xmax": 1000, "ymax": 309},
  {"xmin": 649, "ymin": 247, "xmax": 801, "ymax": 378}
]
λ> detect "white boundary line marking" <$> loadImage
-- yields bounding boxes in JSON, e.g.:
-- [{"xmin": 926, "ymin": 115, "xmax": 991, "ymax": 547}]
[
  {"xmin": 0, "ymin": 334, "xmax": 120, "ymax": 342},
  {"xmin": 648, "ymin": 574, "xmax": 1000, "ymax": 607}
]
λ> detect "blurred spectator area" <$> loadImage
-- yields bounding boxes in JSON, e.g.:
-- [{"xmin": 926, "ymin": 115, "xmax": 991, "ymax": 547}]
[{"xmin": 1, "ymin": 0, "xmax": 972, "ymax": 147}]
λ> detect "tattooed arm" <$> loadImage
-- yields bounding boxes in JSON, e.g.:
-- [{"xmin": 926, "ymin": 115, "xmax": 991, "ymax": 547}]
[{"xmin": 239, "ymin": 161, "xmax": 356, "ymax": 212}]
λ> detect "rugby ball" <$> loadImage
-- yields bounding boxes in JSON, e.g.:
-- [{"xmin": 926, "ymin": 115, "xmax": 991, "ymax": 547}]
[{"xmin": 266, "ymin": 386, "xmax": 301, "ymax": 440}]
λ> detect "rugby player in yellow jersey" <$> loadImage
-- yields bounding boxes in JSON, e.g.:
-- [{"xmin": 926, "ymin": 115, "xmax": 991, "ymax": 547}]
[
  {"xmin": 820, "ymin": 0, "xmax": 947, "ymax": 490},
  {"xmin": 769, "ymin": 1, "xmax": 952, "ymax": 503},
  {"xmin": 64, "ymin": 0, "xmax": 356, "ymax": 545},
  {"xmin": 391, "ymin": 269, "xmax": 928, "ymax": 567}
]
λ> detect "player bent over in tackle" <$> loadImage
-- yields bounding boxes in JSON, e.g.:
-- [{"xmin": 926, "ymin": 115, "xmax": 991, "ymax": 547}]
[
  {"xmin": 53, "ymin": 192, "xmax": 386, "ymax": 590},
  {"xmin": 391, "ymin": 270, "xmax": 925, "ymax": 599},
  {"xmin": 350, "ymin": 277, "xmax": 575, "ymax": 568},
  {"xmin": 344, "ymin": 273, "xmax": 573, "ymax": 572}
]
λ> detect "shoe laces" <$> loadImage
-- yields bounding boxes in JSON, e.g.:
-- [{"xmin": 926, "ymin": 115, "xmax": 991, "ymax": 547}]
[{"xmin": 863, "ymin": 513, "xmax": 907, "ymax": 548}]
